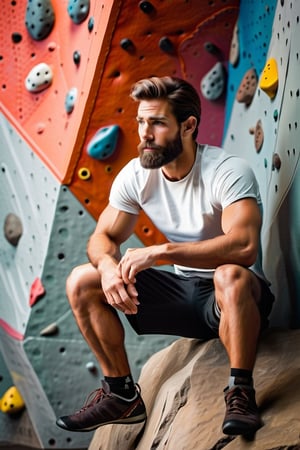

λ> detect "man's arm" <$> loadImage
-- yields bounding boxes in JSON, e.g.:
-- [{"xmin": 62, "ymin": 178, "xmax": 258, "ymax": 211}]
[
  {"xmin": 119, "ymin": 198, "xmax": 262, "ymax": 283},
  {"xmin": 87, "ymin": 204, "xmax": 140, "ymax": 314},
  {"xmin": 87, "ymin": 204, "xmax": 138, "ymax": 272}
]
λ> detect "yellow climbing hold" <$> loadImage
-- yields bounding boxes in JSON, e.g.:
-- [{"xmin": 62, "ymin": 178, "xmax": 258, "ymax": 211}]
[
  {"xmin": 260, "ymin": 57, "xmax": 279, "ymax": 99},
  {"xmin": 1, "ymin": 386, "xmax": 25, "ymax": 414},
  {"xmin": 78, "ymin": 167, "xmax": 91, "ymax": 180}
]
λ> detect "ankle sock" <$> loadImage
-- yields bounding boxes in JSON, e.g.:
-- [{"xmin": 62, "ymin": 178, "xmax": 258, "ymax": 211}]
[
  {"xmin": 229, "ymin": 368, "xmax": 253, "ymax": 388},
  {"xmin": 104, "ymin": 375, "xmax": 136, "ymax": 399}
]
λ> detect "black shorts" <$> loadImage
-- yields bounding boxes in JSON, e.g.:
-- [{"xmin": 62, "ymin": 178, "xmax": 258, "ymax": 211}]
[{"xmin": 125, "ymin": 268, "xmax": 274, "ymax": 340}]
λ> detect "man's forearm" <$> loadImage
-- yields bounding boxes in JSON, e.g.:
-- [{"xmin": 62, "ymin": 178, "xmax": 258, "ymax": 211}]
[
  {"xmin": 87, "ymin": 233, "xmax": 121, "ymax": 273},
  {"xmin": 160, "ymin": 234, "xmax": 257, "ymax": 269}
]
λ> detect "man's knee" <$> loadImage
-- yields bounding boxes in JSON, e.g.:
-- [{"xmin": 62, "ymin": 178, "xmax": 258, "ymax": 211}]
[
  {"xmin": 214, "ymin": 264, "xmax": 249, "ymax": 287},
  {"xmin": 66, "ymin": 263, "xmax": 103, "ymax": 311},
  {"xmin": 66, "ymin": 265, "xmax": 86, "ymax": 307},
  {"xmin": 214, "ymin": 264, "xmax": 256, "ymax": 309}
]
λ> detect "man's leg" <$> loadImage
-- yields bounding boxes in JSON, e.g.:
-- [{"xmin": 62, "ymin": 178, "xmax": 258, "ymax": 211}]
[
  {"xmin": 214, "ymin": 264, "xmax": 261, "ymax": 370},
  {"xmin": 56, "ymin": 263, "xmax": 146, "ymax": 432},
  {"xmin": 213, "ymin": 264, "xmax": 263, "ymax": 435},
  {"xmin": 65, "ymin": 263, "xmax": 131, "ymax": 376}
]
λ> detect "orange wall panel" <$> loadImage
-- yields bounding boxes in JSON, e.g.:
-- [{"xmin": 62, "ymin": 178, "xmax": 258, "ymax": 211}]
[{"xmin": 0, "ymin": 0, "xmax": 121, "ymax": 183}]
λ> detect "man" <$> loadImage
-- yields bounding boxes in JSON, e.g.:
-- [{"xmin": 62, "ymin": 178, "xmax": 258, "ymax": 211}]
[{"xmin": 56, "ymin": 76, "xmax": 274, "ymax": 435}]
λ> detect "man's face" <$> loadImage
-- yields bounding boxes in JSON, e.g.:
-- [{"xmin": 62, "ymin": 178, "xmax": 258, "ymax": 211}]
[{"xmin": 136, "ymin": 99, "xmax": 183, "ymax": 168}]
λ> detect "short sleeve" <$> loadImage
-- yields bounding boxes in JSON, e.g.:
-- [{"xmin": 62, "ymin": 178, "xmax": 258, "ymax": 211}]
[
  {"xmin": 211, "ymin": 156, "xmax": 261, "ymax": 209},
  {"xmin": 109, "ymin": 160, "xmax": 141, "ymax": 215}
]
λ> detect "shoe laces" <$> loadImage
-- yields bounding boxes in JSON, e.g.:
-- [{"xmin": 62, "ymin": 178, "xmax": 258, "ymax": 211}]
[
  {"xmin": 76, "ymin": 381, "xmax": 141, "ymax": 414},
  {"xmin": 77, "ymin": 383, "xmax": 111, "ymax": 414},
  {"xmin": 225, "ymin": 386, "xmax": 256, "ymax": 415}
]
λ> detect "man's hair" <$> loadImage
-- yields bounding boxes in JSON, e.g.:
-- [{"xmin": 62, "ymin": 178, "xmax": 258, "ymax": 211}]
[{"xmin": 130, "ymin": 76, "xmax": 201, "ymax": 140}]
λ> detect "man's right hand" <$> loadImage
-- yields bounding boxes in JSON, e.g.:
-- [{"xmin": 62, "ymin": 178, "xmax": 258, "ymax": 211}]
[{"xmin": 99, "ymin": 259, "xmax": 140, "ymax": 315}]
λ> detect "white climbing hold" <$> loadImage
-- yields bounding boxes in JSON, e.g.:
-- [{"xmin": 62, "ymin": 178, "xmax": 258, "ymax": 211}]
[
  {"xmin": 200, "ymin": 62, "xmax": 225, "ymax": 101},
  {"xmin": 40, "ymin": 322, "xmax": 59, "ymax": 336},
  {"xmin": 25, "ymin": 63, "xmax": 53, "ymax": 93},
  {"xmin": 86, "ymin": 361, "xmax": 97, "ymax": 373},
  {"xmin": 65, "ymin": 87, "xmax": 78, "ymax": 114}
]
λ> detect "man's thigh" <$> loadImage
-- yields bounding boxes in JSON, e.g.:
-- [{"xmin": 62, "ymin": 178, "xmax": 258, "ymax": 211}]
[{"xmin": 125, "ymin": 268, "xmax": 219, "ymax": 340}]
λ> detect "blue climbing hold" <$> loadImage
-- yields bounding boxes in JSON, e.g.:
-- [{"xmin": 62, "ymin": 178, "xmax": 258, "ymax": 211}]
[
  {"xmin": 73, "ymin": 50, "xmax": 81, "ymax": 65},
  {"xmin": 67, "ymin": 0, "xmax": 90, "ymax": 24},
  {"xmin": 25, "ymin": 0, "xmax": 55, "ymax": 41},
  {"xmin": 87, "ymin": 125, "xmax": 120, "ymax": 160},
  {"xmin": 88, "ymin": 16, "xmax": 94, "ymax": 32},
  {"xmin": 65, "ymin": 87, "xmax": 77, "ymax": 114}
]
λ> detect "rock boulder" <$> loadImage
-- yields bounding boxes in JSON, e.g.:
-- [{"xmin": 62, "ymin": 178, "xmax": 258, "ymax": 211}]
[{"xmin": 89, "ymin": 329, "xmax": 300, "ymax": 450}]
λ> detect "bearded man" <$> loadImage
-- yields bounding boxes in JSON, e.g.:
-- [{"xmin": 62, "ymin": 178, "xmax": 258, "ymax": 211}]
[{"xmin": 56, "ymin": 76, "xmax": 274, "ymax": 436}]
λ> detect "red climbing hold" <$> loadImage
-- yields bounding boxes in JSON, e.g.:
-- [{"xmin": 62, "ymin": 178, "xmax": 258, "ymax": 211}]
[{"xmin": 29, "ymin": 278, "xmax": 46, "ymax": 307}]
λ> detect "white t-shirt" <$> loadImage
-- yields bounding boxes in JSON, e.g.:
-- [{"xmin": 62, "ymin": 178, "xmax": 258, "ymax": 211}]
[{"xmin": 109, "ymin": 144, "xmax": 266, "ymax": 280}]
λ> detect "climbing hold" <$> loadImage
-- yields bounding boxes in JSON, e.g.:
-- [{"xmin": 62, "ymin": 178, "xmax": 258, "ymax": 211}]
[
  {"xmin": 67, "ymin": 0, "xmax": 90, "ymax": 24},
  {"xmin": 4, "ymin": 213, "xmax": 23, "ymax": 246},
  {"xmin": 1, "ymin": 386, "xmax": 25, "ymax": 414},
  {"xmin": 36, "ymin": 122, "xmax": 46, "ymax": 134},
  {"xmin": 272, "ymin": 153, "xmax": 281, "ymax": 171},
  {"xmin": 73, "ymin": 50, "xmax": 81, "ymax": 65},
  {"xmin": 25, "ymin": 0, "xmax": 55, "ymax": 41},
  {"xmin": 25, "ymin": 63, "xmax": 53, "ymax": 93},
  {"xmin": 65, "ymin": 87, "xmax": 77, "ymax": 114},
  {"xmin": 273, "ymin": 109, "xmax": 279, "ymax": 122},
  {"xmin": 86, "ymin": 361, "xmax": 97, "ymax": 373},
  {"xmin": 29, "ymin": 278, "xmax": 46, "ymax": 307},
  {"xmin": 254, "ymin": 119, "xmax": 264, "ymax": 153},
  {"xmin": 48, "ymin": 41, "xmax": 56, "ymax": 52},
  {"xmin": 203, "ymin": 42, "xmax": 219, "ymax": 55},
  {"xmin": 139, "ymin": 1, "xmax": 155, "ymax": 14},
  {"xmin": 260, "ymin": 57, "xmax": 279, "ymax": 99},
  {"xmin": 159, "ymin": 37, "xmax": 175, "ymax": 54},
  {"xmin": 11, "ymin": 32, "xmax": 22, "ymax": 44},
  {"xmin": 120, "ymin": 38, "xmax": 135, "ymax": 52},
  {"xmin": 87, "ymin": 125, "xmax": 120, "ymax": 160},
  {"xmin": 201, "ymin": 62, "xmax": 225, "ymax": 101},
  {"xmin": 78, "ymin": 167, "xmax": 91, "ymax": 180},
  {"xmin": 229, "ymin": 21, "xmax": 239, "ymax": 67},
  {"xmin": 88, "ymin": 17, "xmax": 94, "ymax": 32},
  {"xmin": 105, "ymin": 165, "xmax": 113, "ymax": 174},
  {"xmin": 40, "ymin": 322, "xmax": 59, "ymax": 336},
  {"xmin": 236, "ymin": 68, "xmax": 258, "ymax": 106}
]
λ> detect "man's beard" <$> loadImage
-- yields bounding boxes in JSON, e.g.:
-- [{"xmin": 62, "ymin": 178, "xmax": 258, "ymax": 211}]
[{"xmin": 138, "ymin": 132, "xmax": 183, "ymax": 169}]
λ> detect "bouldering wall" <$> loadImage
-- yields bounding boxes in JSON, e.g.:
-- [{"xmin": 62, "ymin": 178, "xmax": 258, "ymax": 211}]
[
  {"xmin": 0, "ymin": 0, "xmax": 299, "ymax": 449},
  {"xmin": 223, "ymin": 0, "xmax": 300, "ymax": 327},
  {"xmin": 0, "ymin": 0, "xmax": 240, "ymax": 448}
]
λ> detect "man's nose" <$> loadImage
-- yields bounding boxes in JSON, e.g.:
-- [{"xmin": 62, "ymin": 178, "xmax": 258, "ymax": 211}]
[{"xmin": 141, "ymin": 123, "xmax": 154, "ymax": 141}]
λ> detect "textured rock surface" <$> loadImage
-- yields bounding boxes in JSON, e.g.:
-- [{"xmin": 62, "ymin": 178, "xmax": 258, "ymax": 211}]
[{"xmin": 89, "ymin": 329, "xmax": 300, "ymax": 450}]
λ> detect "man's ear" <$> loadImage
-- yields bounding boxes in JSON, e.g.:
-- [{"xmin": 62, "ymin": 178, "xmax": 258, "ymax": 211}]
[{"xmin": 181, "ymin": 116, "xmax": 197, "ymax": 136}]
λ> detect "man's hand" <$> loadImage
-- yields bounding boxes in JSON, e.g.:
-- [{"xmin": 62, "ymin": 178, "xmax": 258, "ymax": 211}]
[
  {"xmin": 100, "ymin": 259, "xmax": 140, "ymax": 315},
  {"xmin": 118, "ymin": 246, "xmax": 161, "ymax": 284}
]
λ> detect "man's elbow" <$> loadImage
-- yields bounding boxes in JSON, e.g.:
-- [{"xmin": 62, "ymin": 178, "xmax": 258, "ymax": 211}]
[{"xmin": 240, "ymin": 242, "xmax": 258, "ymax": 267}]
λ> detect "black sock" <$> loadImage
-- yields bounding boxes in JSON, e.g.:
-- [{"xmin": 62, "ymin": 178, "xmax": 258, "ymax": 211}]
[
  {"xmin": 104, "ymin": 375, "xmax": 136, "ymax": 399},
  {"xmin": 230, "ymin": 368, "xmax": 253, "ymax": 386}
]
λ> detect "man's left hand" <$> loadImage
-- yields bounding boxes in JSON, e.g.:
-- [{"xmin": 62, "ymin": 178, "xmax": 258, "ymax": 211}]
[{"xmin": 118, "ymin": 246, "xmax": 160, "ymax": 284}]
